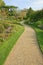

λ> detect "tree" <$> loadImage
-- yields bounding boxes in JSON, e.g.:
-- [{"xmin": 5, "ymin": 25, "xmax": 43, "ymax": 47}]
[
  {"xmin": 8, "ymin": 6, "xmax": 18, "ymax": 16},
  {"xmin": 17, "ymin": 9, "xmax": 27, "ymax": 20},
  {"xmin": 0, "ymin": 0, "xmax": 5, "ymax": 6},
  {"xmin": 26, "ymin": 7, "xmax": 34, "ymax": 18},
  {"xmin": 0, "ymin": 6, "xmax": 18, "ymax": 18},
  {"xmin": 30, "ymin": 9, "xmax": 43, "ymax": 22}
]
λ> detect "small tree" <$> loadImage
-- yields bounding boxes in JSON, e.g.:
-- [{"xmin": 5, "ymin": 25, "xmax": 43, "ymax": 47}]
[{"xmin": 26, "ymin": 7, "xmax": 34, "ymax": 19}]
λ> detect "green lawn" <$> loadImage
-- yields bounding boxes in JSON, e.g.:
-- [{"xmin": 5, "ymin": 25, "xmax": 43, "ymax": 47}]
[
  {"xmin": 35, "ymin": 28, "xmax": 43, "ymax": 53},
  {"xmin": 0, "ymin": 24, "xmax": 24, "ymax": 65}
]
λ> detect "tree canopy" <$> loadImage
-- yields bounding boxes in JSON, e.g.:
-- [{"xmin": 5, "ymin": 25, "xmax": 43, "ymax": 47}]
[
  {"xmin": 26, "ymin": 7, "xmax": 34, "ymax": 18},
  {"xmin": 0, "ymin": 0, "xmax": 5, "ymax": 6}
]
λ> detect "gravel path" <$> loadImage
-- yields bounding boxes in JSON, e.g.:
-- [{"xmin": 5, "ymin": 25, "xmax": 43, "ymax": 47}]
[{"xmin": 4, "ymin": 25, "xmax": 43, "ymax": 65}]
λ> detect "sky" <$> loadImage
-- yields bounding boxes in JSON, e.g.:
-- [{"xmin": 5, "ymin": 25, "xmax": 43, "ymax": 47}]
[{"xmin": 4, "ymin": 0, "xmax": 43, "ymax": 10}]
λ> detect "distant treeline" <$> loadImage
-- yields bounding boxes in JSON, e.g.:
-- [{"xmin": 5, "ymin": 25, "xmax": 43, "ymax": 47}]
[{"xmin": 26, "ymin": 7, "xmax": 43, "ymax": 22}]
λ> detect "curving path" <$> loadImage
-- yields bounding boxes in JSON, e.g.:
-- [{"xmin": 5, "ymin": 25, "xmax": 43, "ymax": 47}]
[{"xmin": 4, "ymin": 25, "xmax": 43, "ymax": 65}]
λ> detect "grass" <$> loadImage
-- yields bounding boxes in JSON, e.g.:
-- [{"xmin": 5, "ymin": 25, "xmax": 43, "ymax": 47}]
[
  {"xmin": 0, "ymin": 24, "xmax": 24, "ymax": 65},
  {"xmin": 28, "ymin": 23, "xmax": 43, "ymax": 53},
  {"xmin": 35, "ymin": 28, "xmax": 43, "ymax": 53}
]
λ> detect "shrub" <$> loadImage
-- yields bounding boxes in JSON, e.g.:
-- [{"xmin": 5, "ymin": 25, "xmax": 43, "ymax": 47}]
[
  {"xmin": 0, "ymin": 24, "xmax": 5, "ymax": 33},
  {"xmin": 3, "ymin": 23, "xmax": 10, "ymax": 29},
  {"xmin": 30, "ymin": 10, "xmax": 43, "ymax": 22}
]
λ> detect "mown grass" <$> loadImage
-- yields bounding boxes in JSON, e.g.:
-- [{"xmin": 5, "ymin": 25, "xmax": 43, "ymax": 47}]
[
  {"xmin": 0, "ymin": 24, "xmax": 24, "ymax": 65},
  {"xmin": 35, "ymin": 28, "xmax": 43, "ymax": 53}
]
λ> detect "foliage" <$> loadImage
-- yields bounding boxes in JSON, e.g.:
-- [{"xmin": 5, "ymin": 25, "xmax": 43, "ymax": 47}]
[
  {"xmin": 0, "ymin": 24, "xmax": 5, "ymax": 33},
  {"xmin": 25, "ymin": 8, "xmax": 43, "ymax": 53},
  {"xmin": 30, "ymin": 10, "xmax": 43, "ymax": 22},
  {"xmin": 0, "ymin": 0, "xmax": 5, "ymax": 6},
  {"xmin": 25, "ymin": 8, "xmax": 43, "ymax": 31},
  {"xmin": 0, "ymin": 20, "xmax": 14, "ymax": 43},
  {"xmin": 3, "ymin": 22, "xmax": 11, "ymax": 29},
  {"xmin": 0, "ymin": 1, "xmax": 25, "ymax": 65},
  {"xmin": 26, "ymin": 7, "xmax": 34, "ymax": 19},
  {"xmin": 26, "ymin": 8, "xmax": 43, "ymax": 26},
  {"xmin": 0, "ymin": 24, "xmax": 24, "ymax": 65}
]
